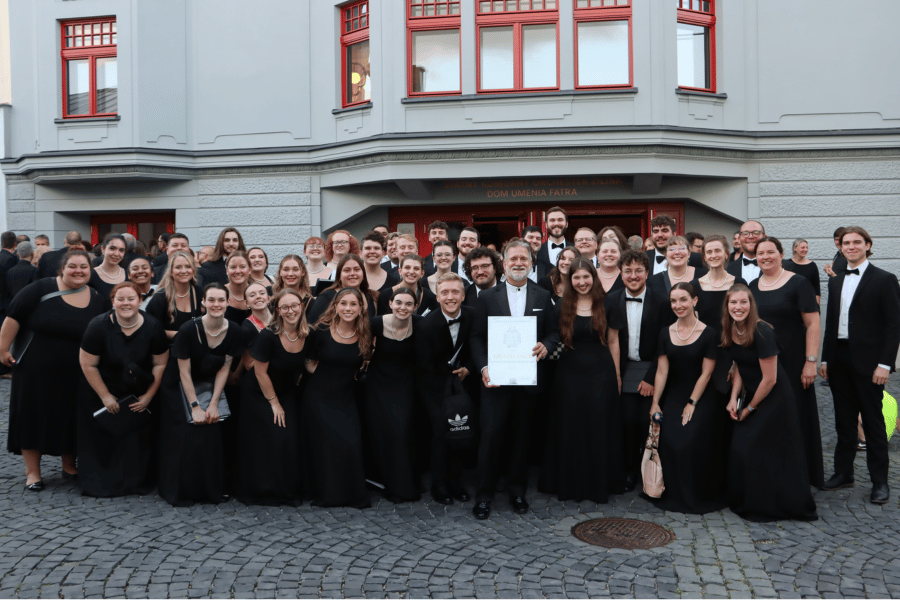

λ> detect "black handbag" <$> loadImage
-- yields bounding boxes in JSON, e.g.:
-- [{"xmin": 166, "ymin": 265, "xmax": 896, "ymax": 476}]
[
  {"xmin": 444, "ymin": 375, "xmax": 478, "ymax": 450},
  {"xmin": 180, "ymin": 381, "xmax": 232, "ymax": 423},
  {"xmin": 93, "ymin": 395, "xmax": 152, "ymax": 439}
]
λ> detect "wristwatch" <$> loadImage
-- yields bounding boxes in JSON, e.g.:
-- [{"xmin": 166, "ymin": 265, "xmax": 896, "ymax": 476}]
[
  {"xmin": 190, "ymin": 400, "xmax": 200, "ymax": 409},
  {"xmin": 689, "ymin": 398, "xmax": 698, "ymax": 406},
  {"xmin": 746, "ymin": 405, "xmax": 755, "ymax": 412},
  {"xmin": 807, "ymin": 356, "xmax": 817, "ymax": 362}
]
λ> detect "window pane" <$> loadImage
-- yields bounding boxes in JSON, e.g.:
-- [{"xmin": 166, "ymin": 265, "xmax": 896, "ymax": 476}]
[
  {"xmin": 96, "ymin": 57, "xmax": 118, "ymax": 113},
  {"xmin": 577, "ymin": 20, "xmax": 629, "ymax": 86},
  {"xmin": 522, "ymin": 24, "xmax": 556, "ymax": 88},
  {"xmin": 677, "ymin": 22, "xmax": 709, "ymax": 88},
  {"xmin": 412, "ymin": 29, "xmax": 460, "ymax": 93},
  {"xmin": 480, "ymin": 26, "xmax": 514, "ymax": 89},
  {"xmin": 346, "ymin": 40, "xmax": 371, "ymax": 104},
  {"xmin": 66, "ymin": 59, "xmax": 90, "ymax": 115}
]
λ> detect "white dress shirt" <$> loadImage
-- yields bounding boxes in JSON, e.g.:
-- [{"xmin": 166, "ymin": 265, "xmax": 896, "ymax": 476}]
[
  {"xmin": 652, "ymin": 250, "xmax": 667, "ymax": 275},
  {"xmin": 625, "ymin": 287, "xmax": 647, "ymax": 362},
  {"xmin": 443, "ymin": 310, "xmax": 461, "ymax": 347},
  {"xmin": 829, "ymin": 259, "xmax": 890, "ymax": 371},
  {"xmin": 741, "ymin": 257, "xmax": 761, "ymax": 283},
  {"xmin": 528, "ymin": 264, "xmax": 539, "ymax": 283},
  {"xmin": 456, "ymin": 256, "xmax": 473, "ymax": 284},
  {"xmin": 505, "ymin": 281, "xmax": 527, "ymax": 317},
  {"xmin": 547, "ymin": 240, "xmax": 566, "ymax": 267}
]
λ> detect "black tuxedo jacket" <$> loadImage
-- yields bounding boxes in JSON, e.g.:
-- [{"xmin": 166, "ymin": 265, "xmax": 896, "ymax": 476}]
[
  {"xmin": 381, "ymin": 261, "xmax": 396, "ymax": 273},
  {"xmin": 822, "ymin": 263, "xmax": 900, "ymax": 375},
  {"xmin": 470, "ymin": 280, "xmax": 557, "ymax": 375},
  {"xmin": 537, "ymin": 240, "xmax": 570, "ymax": 273},
  {"xmin": 6, "ymin": 259, "xmax": 37, "ymax": 299},
  {"xmin": 0, "ymin": 249, "xmax": 19, "ymax": 310},
  {"xmin": 726, "ymin": 257, "xmax": 757, "ymax": 279},
  {"xmin": 646, "ymin": 249, "xmax": 703, "ymax": 270},
  {"xmin": 605, "ymin": 286, "xmax": 674, "ymax": 384},
  {"xmin": 423, "ymin": 254, "xmax": 437, "ymax": 277},
  {"xmin": 37, "ymin": 247, "xmax": 69, "ymax": 280},
  {"xmin": 415, "ymin": 306, "xmax": 474, "ymax": 400},
  {"xmin": 463, "ymin": 280, "xmax": 499, "ymax": 309}
]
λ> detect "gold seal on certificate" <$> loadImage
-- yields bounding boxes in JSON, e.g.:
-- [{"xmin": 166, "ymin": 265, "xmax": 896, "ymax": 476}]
[{"xmin": 488, "ymin": 316, "xmax": 537, "ymax": 386}]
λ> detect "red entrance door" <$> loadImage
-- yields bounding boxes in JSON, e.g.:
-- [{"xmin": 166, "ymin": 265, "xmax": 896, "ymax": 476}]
[{"xmin": 91, "ymin": 212, "xmax": 176, "ymax": 247}]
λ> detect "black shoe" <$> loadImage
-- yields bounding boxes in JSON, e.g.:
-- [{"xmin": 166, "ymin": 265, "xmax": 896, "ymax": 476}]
[
  {"xmin": 871, "ymin": 483, "xmax": 890, "ymax": 505},
  {"xmin": 473, "ymin": 501, "xmax": 491, "ymax": 520},
  {"xmin": 511, "ymin": 496, "xmax": 529, "ymax": 515},
  {"xmin": 623, "ymin": 474, "xmax": 637, "ymax": 493},
  {"xmin": 62, "ymin": 471, "xmax": 78, "ymax": 481},
  {"xmin": 857, "ymin": 438, "xmax": 867, "ymax": 451},
  {"xmin": 449, "ymin": 482, "xmax": 470, "ymax": 502},
  {"xmin": 25, "ymin": 480, "xmax": 44, "ymax": 492},
  {"xmin": 431, "ymin": 487, "xmax": 453, "ymax": 505},
  {"xmin": 823, "ymin": 473, "xmax": 855, "ymax": 491}
]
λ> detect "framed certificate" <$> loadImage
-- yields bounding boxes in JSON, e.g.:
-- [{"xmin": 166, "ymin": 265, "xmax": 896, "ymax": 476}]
[{"xmin": 487, "ymin": 316, "xmax": 537, "ymax": 386}]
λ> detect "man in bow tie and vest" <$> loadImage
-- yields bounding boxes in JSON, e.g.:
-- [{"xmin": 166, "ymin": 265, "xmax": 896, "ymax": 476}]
[
  {"xmin": 820, "ymin": 226, "xmax": 900, "ymax": 505},
  {"xmin": 645, "ymin": 215, "xmax": 703, "ymax": 275},
  {"xmin": 726, "ymin": 220, "xmax": 764, "ymax": 283}
]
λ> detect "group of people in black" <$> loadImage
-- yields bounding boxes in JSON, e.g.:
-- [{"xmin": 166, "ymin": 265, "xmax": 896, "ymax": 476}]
[{"xmin": 1, "ymin": 208, "xmax": 897, "ymax": 523}]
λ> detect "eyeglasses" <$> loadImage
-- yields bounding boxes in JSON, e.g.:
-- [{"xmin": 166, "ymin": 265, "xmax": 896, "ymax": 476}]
[
  {"xmin": 574, "ymin": 237, "xmax": 595, "ymax": 244},
  {"xmin": 740, "ymin": 230, "xmax": 763, "ymax": 238},
  {"xmin": 332, "ymin": 240, "xmax": 350, "ymax": 246},
  {"xmin": 622, "ymin": 269, "xmax": 647, "ymax": 276},
  {"xmin": 278, "ymin": 303, "xmax": 303, "ymax": 313},
  {"xmin": 306, "ymin": 244, "xmax": 324, "ymax": 250}
]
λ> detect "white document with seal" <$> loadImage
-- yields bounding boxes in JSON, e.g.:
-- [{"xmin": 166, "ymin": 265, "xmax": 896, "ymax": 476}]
[{"xmin": 487, "ymin": 316, "xmax": 537, "ymax": 386}]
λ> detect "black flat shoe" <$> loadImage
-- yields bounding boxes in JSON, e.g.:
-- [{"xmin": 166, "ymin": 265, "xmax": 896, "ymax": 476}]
[
  {"xmin": 25, "ymin": 480, "xmax": 44, "ymax": 492},
  {"xmin": 871, "ymin": 483, "xmax": 890, "ymax": 505},
  {"xmin": 473, "ymin": 501, "xmax": 491, "ymax": 520},
  {"xmin": 449, "ymin": 482, "xmax": 470, "ymax": 502},
  {"xmin": 431, "ymin": 487, "xmax": 453, "ymax": 505},
  {"xmin": 623, "ymin": 474, "xmax": 637, "ymax": 493},
  {"xmin": 511, "ymin": 496, "xmax": 529, "ymax": 515},
  {"xmin": 823, "ymin": 473, "xmax": 855, "ymax": 491},
  {"xmin": 62, "ymin": 471, "xmax": 78, "ymax": 481}
]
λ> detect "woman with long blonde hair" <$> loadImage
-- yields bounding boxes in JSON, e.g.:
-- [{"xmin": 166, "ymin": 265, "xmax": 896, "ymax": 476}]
[{"xmin": 146, "ymin": 251, "xmax": 202, "ymax": 341}]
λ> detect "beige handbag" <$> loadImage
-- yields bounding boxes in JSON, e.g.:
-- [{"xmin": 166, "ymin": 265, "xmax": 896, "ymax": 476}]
[{"xmin": 641, "ymin": 421, "xmax": 664, "ymax": 498}]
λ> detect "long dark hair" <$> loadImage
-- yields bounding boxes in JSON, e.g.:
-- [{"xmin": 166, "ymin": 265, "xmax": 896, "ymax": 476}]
[
  {"xmin": 208, "ymin": 227, "xmax": 246, "ymax": 263},
  {"xmin": 326, "ymin": 254, "xmax": 379, "ymax": 304},
  {"xmin": 559, "ymin": 258, "xmax": 608, "ymax": 348},
  {"xmin": 549, "ymin": 247, "xmax": 579, "ymax": 292},
  {"xmin": 721, "ymin": 283, "xmax": 763, "ymax": 347}
]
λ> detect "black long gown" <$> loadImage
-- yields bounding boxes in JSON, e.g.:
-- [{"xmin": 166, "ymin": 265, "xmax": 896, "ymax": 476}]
[
  {"xmin": 88, "ymin": 268, "xmax": 127, "ymax": 302},
  {"xmin": 365, "ymin": 316, "xmax": 421, "ymax": 502},
  {"xmin": 77, "ymin": 311, "xmax": 169, "ymax": 497},
  {"xmin": 749, "ymin": 275, "xmax": 824, "ymax": 488},
  {"xmin": 302, "ymin": 326, "xmax": 371, "ymax": 508},
  {"xmin": 222, "ymin": 304, "xmax": 252, "ymax": 486},
  {"xmin": 157, "ymin": 318, "xmax": 243, "ymax": 506},
  {"xmin": 725, "ymin": 322, "xmax": 817, "ymax": 522},
  {"xmin": 652, "ymin": 326, "xmax": 728, "ymax": 514},
  {"xmin": 7, "ymin": 279, "xmax": 107, "ymax": 456},
  {"xmin": 692, "ymin": 276, "xmax": 747, "ymax": 395},
  {"xmin": 144, "ymin": 286, "xmax": 203, "ymax": 342},
  {"xmin": 235, "ymin": 328, "xmax": 306, "ymax": 506},
  {"xmin": 539, "ymin": 315, "xmax": 623, "ymax": 503}
]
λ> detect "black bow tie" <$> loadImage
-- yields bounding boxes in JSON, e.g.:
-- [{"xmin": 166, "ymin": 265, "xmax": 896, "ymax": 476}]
[
  {"xmin": 448, "ymin": 317, "xmax": 461, "ymax": 325},
  {"xmin": 625, "ymin": 297, "xmax": 643, "ymax": 303},
  {"xmin": 845, "ymin": 268, "xmax": 860, "ymax": 276},
  {"xmin": 655, "ymin": 255, "xmax": 666, "ymax": 264},
  {"xmin": 743, "ymin": 258, "xmax": 758, "ymax": 266},
  {"xmin": 551, "ymin": 243, "xmax": 564, "ymax": 250}
]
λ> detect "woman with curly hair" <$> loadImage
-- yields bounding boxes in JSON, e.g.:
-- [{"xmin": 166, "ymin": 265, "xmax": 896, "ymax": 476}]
[
  {"xmin": 539, "ymin": 258, "xmax": 623, "ymax": 504},
  {"xmin": 324, "ymin": 230, "xmax": 359, "ymax": 271},
  {"xmin": 302, "ymin": 287, "xmax": 373, "ymax": 508}
]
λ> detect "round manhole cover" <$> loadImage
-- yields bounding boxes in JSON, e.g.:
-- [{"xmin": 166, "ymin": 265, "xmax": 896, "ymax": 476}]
[{"xmin": 571, "ymin": 518, "xmax": 675, "ymax": 550}]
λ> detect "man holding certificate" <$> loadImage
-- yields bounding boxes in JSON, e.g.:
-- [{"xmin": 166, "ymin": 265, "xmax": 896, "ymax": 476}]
[{"xmin": 471, "ymin": 240, "xmax": 558, "ymax": 520}]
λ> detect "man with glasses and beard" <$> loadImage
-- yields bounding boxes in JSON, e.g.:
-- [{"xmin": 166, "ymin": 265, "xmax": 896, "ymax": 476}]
[
  {"xmin": 726, "ymin": 220, "xmax": 765, "ymax": 283},
  {"xmin": 463, "ymin": 247, "xmax": 502, "ymax": 308}
]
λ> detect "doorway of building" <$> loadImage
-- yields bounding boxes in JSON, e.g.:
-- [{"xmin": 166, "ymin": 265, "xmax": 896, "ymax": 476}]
[
  {"xmin": 567, "ymin": 214, "xmax": 644, "ymax": 240},
  {"xmin": 91, "ymin": 212, "xmax": 176, "ymax": 252}
]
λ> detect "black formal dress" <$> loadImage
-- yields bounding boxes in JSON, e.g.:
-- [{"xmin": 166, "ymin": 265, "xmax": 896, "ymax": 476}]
[
  {"xmin": 235, "ymin": 328, "xmax": 306, "ymax": 506},
  {"xmin": 539, "ymin": 313, "xmax": 623, "ymax": 503},
  {"xmin": 365, "ymin": 316, "xmax": 421, "ymax": 501},
  {"xmin": 88, "ymin": 268, "xmax": 127, "ymax": 302},
  {"xmin": 0, "ymin": 248, "xmax": 19, "ymax": 319},
  {"xmin": 6, "ymin": 279, "xmax": 107, "ymax": 456},
  {"xmin": 782, "ymin": 259, "xmax": 821, "ymax": 299},
  {"xmin": 749, "ymin": 275, "xmax": 824, "ymax": 488},
  {"xmin": 145, "ymin": 286, "xmax": 204, "ymax": 342},
  {"xmin": 725, "ymin": 323, "xmax": 818, "ymax": 522},
  {"xmin": 157, "ymin": 318, "xmax": 243, "ymax": 506},
  {"xmin": 77, "ymin": 311, "xmax": 169, "ymax": 497},
  {"xmin": 652, "ymin": 326, "xmax": 728, "ymax": 514},
  {"xmin": 647, "ymin": 268, "xmax": 709, "ymax": 298},
  {"xmin": 197, "ymin": 258, "xmax": 228, "ymax": 286},
  {"xmin": 222, "ymin": 304, "xmax": 253, "ymax": 489},
  {"xmin": 302, "ymin": 326, "xmax": 370, "ymax": 508},
  {"xmin": 692, "ymin": 275, "xmax": 747, "ymax": 395},
  {"xmin": 6, "ymin": 258, "xmax": 37, "ymax": 299},
  {"xmin": 822, "ymin": 262, "xmax": 900, "ymax": 486},
  {"xmin": 376, "ymin": 285, "xmax": 439, "ymax": 317},
  {"xmin": 600, "ymin": 273, "xmax": 626, "ymax": 295},
  {"xmin": 307, "ymin": 288, "xmax": 377, "ymax": 324}
]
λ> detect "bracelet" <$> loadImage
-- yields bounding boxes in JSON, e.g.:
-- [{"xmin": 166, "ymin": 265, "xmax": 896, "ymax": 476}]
[{"xmin": 267, "ymin": 394, "xmax": 277, "ymax": 402}]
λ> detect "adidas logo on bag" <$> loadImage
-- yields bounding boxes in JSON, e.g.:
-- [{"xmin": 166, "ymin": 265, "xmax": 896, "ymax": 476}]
[{"xmin": 448, "ymin": 414, "xmax": 469, "ymax": 431}]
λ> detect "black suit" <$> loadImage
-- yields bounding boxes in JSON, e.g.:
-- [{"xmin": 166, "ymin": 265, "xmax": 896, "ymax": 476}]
[
  {"xmin": 6, "ymin": 259, "xmax": 37, "ymax": 299},
  {"xmin": 37, "ymin": 247, "xmax": 69, "ymax": 280},
  {"xmin": 605, "ymin": 285, "xmax": 674, "ymax": 480},
  {"xmin": 423, "ymin": 255, "xmax": 437, "ymax": 277},
  {"xmin": 0, "ymin": 249, "xmax": 19, "ymax": 316},
  {"xmin": 470, "ymin": 280, "xmax": 558, "ymax": 503},
  {"xmin": 415, "ymin": 307, "xmax": 475, "ymax": 491},
  {"xmin": 537, "ymin": 240, "xmax": 569, "ymax": 278},
  {"xmin": 823, "ymin": 263, "xmax": 900, "ymax": 484},
  {"xmin": 726, "ymin": 256, "xmax": 759, "ymax": 282},
  {"xmin": 463, "ymin": 280, "xmax": 498, "ymax": 309}
]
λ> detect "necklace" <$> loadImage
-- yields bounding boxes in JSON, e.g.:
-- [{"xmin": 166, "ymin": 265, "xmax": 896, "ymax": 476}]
[
  {"xmin": 759, "ymin": 268, "xmax": 786, "ymax": 287},
  {"xmin": 336, "ymin": 325, "xmax": 357, "ymax": 339},
  {"xmin": 735, "ymin": 325, "xmax": 746, "ymax": 336},
  {"xmin": 706, "ymin": 272, "xmax": 729, "ymax": 288},
  {"xmin": 669, "ymin": 268, "xmax": 689, "ymax": 281},
  {"xmin": 228, "ymin": 285, "xmax": 246, "ymax": 302},
  {"xmin": 175, "ymin": 287, "xmax": 190, "ymax": 298},
  {"xmin": 99, "ymin": 264, "xmax": 122, "ymax": 279},
  {"xmin": 388, "ymin": 314, "xmax": 412, "ymax": 340},
  {"xmin": 599, "ymin": 269, "xmax": 619, "ymax": 280},
  {"xmin": 250, "ymin": 275, "xmax": 269, "ymax": 285},
  {"xmin": 204, "ymin": 318, "xmax": 227, "ymax": 337},
  {"xmin": 284, "ymin": 329, "xmax": 300, "ymax": 342},
  {"xmin": 308, "ymin": 265, "xmax": 325, "ymax": 274},
  {"xmin": 674, "ymin": 317, "xmax": 700, "ymax": 341},
  {"xmin": 119, "ymin": 317, "xmax": 140, "ymax": 329}
]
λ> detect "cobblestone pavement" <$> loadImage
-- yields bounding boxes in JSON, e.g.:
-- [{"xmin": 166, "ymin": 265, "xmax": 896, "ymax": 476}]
[{"xmin": 2, "ymin": 378, "xmax": 900, "ymax": 599}]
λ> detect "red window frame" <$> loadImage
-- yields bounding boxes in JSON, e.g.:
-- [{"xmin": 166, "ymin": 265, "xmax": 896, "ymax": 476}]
[
  {"xmin": 340, "ymin": 0, "xmax": 371, "ymax": 108},
  {"xmin": 475, "ymin": 2, "xmax": 560, "ymax": 94},
  {"xmin": 573, "ymin": 1, "xmax": 632, "ymax": 89},
  {"xmin": 60, "ymin": 16, "xmax": 118, "ymax": 119},
  {"xmin": 676, "ymin": 0, "xmax": 716, "ymax": 93},
  {"xmin": 407, "ymin": 1, "xmax": 462, "ymax": 97}
]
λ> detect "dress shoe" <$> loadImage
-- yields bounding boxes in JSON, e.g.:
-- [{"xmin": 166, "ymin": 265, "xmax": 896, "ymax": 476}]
[
  {"xmin": 472, "ymin": 501, "xmax": 491, "ymax": 520},
  {"xmin": 431, "ymin": 487, "xmax": 453, "ymax": 505},
  {"xmin": 623, "ymin": 474, "xmax": 637, "ymax": 493},
  {"xmin": 25, "ymin": 480, "xmax": 44, "ymax": 492},
  {"xmin": 822, "ymin": 473, "xmax": 855, "ymax": 491},
  {"xmin": 871, "ymin": 483, "xmax": 890, "ymax": 505},
  {"xmin": 62, "ymin": 471, "xmax": 78, "ymax": 481},
  {"xmin": 511, "ymin": 496, "xmax": 529, "ymax": 515},
  {"xmin": 449, "ymin": 482, "xmax": 470, "ymax": 502}
]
